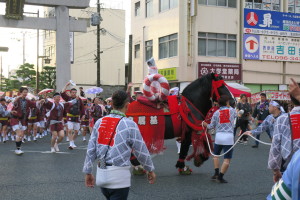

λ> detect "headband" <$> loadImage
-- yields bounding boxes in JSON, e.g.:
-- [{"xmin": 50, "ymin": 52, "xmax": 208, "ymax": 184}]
[
  {"xmin": 53, "ymin": 93, "xmax": 61, "ymax": 97},
  {"xmin": 270, "ymin": 101, "xmax": 285, "ymax": 113}
]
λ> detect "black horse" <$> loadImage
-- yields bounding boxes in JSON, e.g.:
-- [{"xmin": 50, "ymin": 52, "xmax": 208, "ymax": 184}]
[
  {"xmin": 128, "ymin": 73, "xmax": 235, "ymax": 174},
  {"xmin": 174, "ymin": 73, "xmax": 235, "ymax": 174}
]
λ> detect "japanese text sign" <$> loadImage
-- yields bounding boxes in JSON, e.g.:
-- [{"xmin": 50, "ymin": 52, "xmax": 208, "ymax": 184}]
[
  {"xmin": 244, "ymin": 34, "xmax": 300, "ymax": 62},
  {"xmin": 244, "ymin": 8, "xmax": 300, "ymax": 37},
  {"xmin": 198, "ymin": 62, "xmax": 242, "ymax": 81}
]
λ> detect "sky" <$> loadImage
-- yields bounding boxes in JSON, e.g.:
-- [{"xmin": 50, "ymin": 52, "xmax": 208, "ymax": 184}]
[{"xmin": 0, "ymin": 0, "xmax": 131, "ymax": 78}]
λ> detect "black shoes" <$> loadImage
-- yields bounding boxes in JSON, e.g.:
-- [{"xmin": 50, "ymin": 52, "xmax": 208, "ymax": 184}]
[
  {"xmin": 211, "ymin": 174, "xmax": 218, "ymax": 180},
  {"xmin": 217, "ymin": 178, "xmax": 228, "ymax": 183},
  {"xmin": 211, "ymin": 173, "xmax": 228, "ymax": 183},
  {"xmin": 252, "ymin": 145, "xmax": 258, "ymax": 148}
]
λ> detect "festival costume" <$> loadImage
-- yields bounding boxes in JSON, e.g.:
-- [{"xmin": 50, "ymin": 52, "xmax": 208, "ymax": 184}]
[
  {"xmin": 10, "ymin": 98, "xmax": 36, "ymax": 131},
  {"xmin": 267, "ymin": 149, "xmax": 300, "ymax": 200},
  {"xmin": 44, "ymin": 99, "xmax": 77, "ymax": 132},
  {"xmin": 28, "ymin": 107, "xmax": 39, "ymax": 125},
  {"xmin": 268, "ymin": 106, "xmax": 300, "ymax": 172},
  {"xmin": 44, "ymin": 101, "xmax": 65, "ymax": 132},
  {"xmin": 90, "ymin": 104, "xmax": 103, "ymax": 125},
  {"xmin": 0, "ymin": 104, "xmax": 9, "ymax": 126},
  {"xmin": 83, "ymin": 111, "xmax": 155, "ymax": 175},
  {"xmin": 207, "ymin": 106, "xmax": 237, "ymax": 159},
  {"xmin": 37, "ymin": 103, "xmax": 46, "ymax": 128},
  {"xmin": 81, "ymin": 108, "xmax": 90, "ymax": 127},
  {"xmin": 251, "ymin": 112, "xmax": 286, "ymax": 138},
  {"xmin": 61, "ymin": 92, "xmax": 85, "ymax": 130}
]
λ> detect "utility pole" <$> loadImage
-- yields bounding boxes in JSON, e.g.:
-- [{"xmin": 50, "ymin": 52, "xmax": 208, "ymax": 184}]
[
  {"xmin": 36, "ymin": 9, "xmax": 40, "ymax": 93},
  {"xmin": 23, "ymin": 32, "xmax": 25, "ymax": 64},
  {"xmin": 96, "ymin": 0, "xmax": 101, "ymax": 87}
]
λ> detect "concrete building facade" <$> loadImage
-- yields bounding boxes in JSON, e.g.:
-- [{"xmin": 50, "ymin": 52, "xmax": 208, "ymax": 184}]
[
  {"xmin": 43, "ymin": 7, "xmax": 126, "ymax": 96},
  {"xmin": 131, "ymin": 0, "xmax": 300, "ymax": 93}
]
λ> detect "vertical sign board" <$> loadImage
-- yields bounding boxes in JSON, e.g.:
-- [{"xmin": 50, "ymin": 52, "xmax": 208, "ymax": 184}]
[
  {"xmin": 5, "ymin": 0, "xmax": 25, "ymax": 20},
  {"xmin": 70, "ymin": 32, "xmax": 74, "ymax": 64}
]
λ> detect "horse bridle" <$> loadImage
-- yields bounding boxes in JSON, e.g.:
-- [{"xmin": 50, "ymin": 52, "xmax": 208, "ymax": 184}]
[{"xmin": 210, "ymin": 75, "xmax": 227, "ymax": 101}]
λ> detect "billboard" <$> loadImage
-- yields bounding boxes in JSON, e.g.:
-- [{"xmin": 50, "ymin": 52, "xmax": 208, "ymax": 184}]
[
  {"xmin": 158, "ymin": 67, "xmax": 177, "ymax": 81},
  {"xmin": 243, "ymin": 34, "xmax": 300, "ymax": 62},
  {"xmin": 198, "ymin": 62, "xmax": 242, "ymax": 81},
  {"xmin": 244, "ymin": 8, "xmax": 300, "ymax": 37}
]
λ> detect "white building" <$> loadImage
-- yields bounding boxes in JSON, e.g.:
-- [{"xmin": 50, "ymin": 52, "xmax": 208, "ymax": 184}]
[
  {"xmin": 43, "ymin": 7, "xmax": 126, "ymax": 96},
  {"xmin": 131, "ymin": 0, "xmax": 300, "ymax": 94}
]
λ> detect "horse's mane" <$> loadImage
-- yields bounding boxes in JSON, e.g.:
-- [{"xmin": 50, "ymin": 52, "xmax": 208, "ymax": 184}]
[{"xmin": 182, "ymin": 74, "xmax": 212, "ymax": 102}]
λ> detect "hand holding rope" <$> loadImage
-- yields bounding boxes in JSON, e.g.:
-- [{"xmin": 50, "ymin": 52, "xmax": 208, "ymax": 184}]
[{"xmin": 201, "ymin": 121, "xmax": 272, "ymax": 158}]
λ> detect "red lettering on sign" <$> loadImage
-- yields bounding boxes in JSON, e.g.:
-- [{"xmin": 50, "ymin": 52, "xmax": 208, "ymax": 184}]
[
  {"xmin": 290, "ymin": 114, "xmax": 300, "ymax": 140},
  {"xmin": 219, "ymin": 109, "xmax": 230, "ymax": 124},
  {"xmin": 97, "ymin": 117, "xmax": 121, "ymax": 146}
]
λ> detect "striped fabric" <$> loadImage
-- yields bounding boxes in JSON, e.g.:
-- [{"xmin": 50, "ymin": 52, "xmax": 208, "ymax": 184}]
[{"xmin": 271, "ymin": 179, "xmax": 292, "ymax": 200}]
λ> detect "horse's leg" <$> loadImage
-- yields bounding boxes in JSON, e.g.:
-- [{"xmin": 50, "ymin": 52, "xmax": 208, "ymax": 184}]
[{"xmin": 175, "ymin": 130, "xmax": 192, "ymax": 175}]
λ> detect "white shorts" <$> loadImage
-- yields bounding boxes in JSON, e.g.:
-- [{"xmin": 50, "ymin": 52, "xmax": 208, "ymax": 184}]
[
  {"xmin": 28, "ymin": 122, "xmax": 39, "ymax": 126},
  {"xmin": 38, "ymin": 121, "xmax": 45, "ymax": 128},
  {"xmin": 12, "ymin": 123, "xmax": 27, "ymax": 132},
  {"xmin": 67, "ymin": 122, "xmax": 80, "ymax": 131}
]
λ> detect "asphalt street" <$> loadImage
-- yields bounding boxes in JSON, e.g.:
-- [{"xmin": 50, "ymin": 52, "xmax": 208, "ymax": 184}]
[{"xmin": 0, "ymin": 133, "xmax": 274, "ymax": 200}]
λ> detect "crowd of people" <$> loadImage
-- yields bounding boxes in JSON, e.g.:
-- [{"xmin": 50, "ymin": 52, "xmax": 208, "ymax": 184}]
[
  {"xmin": 0, "ymin": 82, "xmax": 113, "ymax": 154},
  {"xmin": 1, "ymin": 78, "xmax": 300, "ymax": 199}
]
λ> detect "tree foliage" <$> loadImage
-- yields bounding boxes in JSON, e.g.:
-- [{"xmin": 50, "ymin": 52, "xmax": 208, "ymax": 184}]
[
  {"xmin": 40, "ymin": 66, "xmax": 56, "ymax": 90},
  {"xmin": 2, "ymin": 63, "xmax": 56, "ymax": 92}
]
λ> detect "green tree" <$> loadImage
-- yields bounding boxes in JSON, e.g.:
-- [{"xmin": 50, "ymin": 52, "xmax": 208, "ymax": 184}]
[
  {"xmin": 15, "ymin": 63, "xmax": 36, "ymax": 88},
  {"xmin": 40, "ymin": 66, "xmax": 56, "ymax": 90},
  {"xmin": 3, "ymin": 78, "xmax": 22, "ymax": 92}
]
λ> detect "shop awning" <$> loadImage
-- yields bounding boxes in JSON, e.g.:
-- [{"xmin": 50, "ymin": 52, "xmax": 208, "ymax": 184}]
[{"xmin": 226, "ymin": 83, "xmax": 251, "ymax": 97}]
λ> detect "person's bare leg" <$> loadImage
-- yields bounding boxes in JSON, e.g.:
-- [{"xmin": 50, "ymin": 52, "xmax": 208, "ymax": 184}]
[
  {"xmin": 220, "ymin": 159, "xmax": 231, "ymax": 175},
  {"xmin": 33, "ymin": 124, "xmax": 38, "ymax": 140},
  {"xmin": 82, "ymin": 127, "xmax": 87, "ymax": 141},
  {"xmin": 57, "ymin": 130, "xmax": 64, "ymax": 144},
  {"xmin": 73, "ymin": 130, "xmax": 79, "ymax": 141},
  {"xmin": 217, "ymin": 159, "xmax": 231, "ymax": 183},
  {"xmin": 15, "ymin": 129, "xmax": 25, "ymax": 154},
  {"xmin": 213, "ymin": 157, "xmax": 220, "ymax": 169},
  {"xmin": 51, "ymin": 132, "xmax": 58, "ymax": 147},
  {"xmin": 2, "ymin": 125, "xmax": 7, "ymax": 142}
]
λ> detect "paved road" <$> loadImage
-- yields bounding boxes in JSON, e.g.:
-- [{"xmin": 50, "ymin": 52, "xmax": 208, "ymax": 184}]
[{"xmin": 0, "ymin": 133, "xmax": 273, "ymax": 200}]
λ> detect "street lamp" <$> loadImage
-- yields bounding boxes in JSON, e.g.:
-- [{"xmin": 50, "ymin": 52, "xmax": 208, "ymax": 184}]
[{"xmin": 0, "ymin": 47, "xmax": 9, "ymax": 91}]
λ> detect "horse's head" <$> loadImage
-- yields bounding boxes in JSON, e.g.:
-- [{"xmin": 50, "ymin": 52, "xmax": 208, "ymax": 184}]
[
  {"xmin": 182, "ymin": 73, "xmax": 236, "ymax": 116},
  {"xmin": 210, "ymin": 73, "xmax": 236, "ymax": 108}
]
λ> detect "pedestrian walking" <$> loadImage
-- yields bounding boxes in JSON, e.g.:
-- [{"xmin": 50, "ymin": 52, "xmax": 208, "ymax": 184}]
[
  {"xmin": 83, "ymin": 90, "xmax": 156, "ymax": 200},
  {"xmin": 268, "ymin": 86, "xmax": 300, "ymax": 182},
  {"xmin": 11, "ymin": 87, "xmax": 36, "ymax": 155},
  {"xmin": 245, "ymin": 100, "xmax": 286, "ymax": 142},
  {"xmin": 203, "ymin": 95, "xmax": 237, "ymax": 183},
  {"xmin": 236, "ymin": 94, "xmax": 252, "ymax": 144},
  {"xmin": 252, "ymin": 93, "xmax": 270, "ymax": 148},
  {"xmin": 61, "ymin": 82, "xmax": 85, "ymax": 149}
]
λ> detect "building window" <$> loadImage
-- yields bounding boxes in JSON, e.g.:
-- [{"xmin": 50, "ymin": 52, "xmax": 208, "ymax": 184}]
[
  {"xmin": 135, "ymin": 2, "xmax": 141, "ymax": 16},
  {"xmin": 198, "ymin": 32, "xmax": 237, "ymax": 57},
  {"xmin": 198, "ymin": 0, "xmax": 237, "ymax": 8},
  {"xmin": 288, "ymin": 0, "xmax": 300, "ymax": 13},
  {"xmin": 146, "ymin": 0, "xmax": 153, "ymax": 18},
  {"xmin": 159, "ymin": 33, "xmax": 178, "ymax": 59},
  {"xmin": 245, "ymin": 0, "xmax": 280, "ymax": 11},
  {"xmin": 134, "ymin": 44, "xmax": 140, "ymax": 58},
  {"xmin": 160, "ymin": 0, "xmax": 178, "ymax": 12},
  {"xmin": 145, "ymin": 40, "xmax": 153, "ymax": 61}
]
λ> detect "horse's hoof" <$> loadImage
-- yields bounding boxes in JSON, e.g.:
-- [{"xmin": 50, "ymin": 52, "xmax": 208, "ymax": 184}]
[
  {"xmin": 132, "ymin": 167, "xmax": 146, "ymax": 176},
  {"xmin": 178, "ymin": 166, "xmax": 192, "ymax": 175}
]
